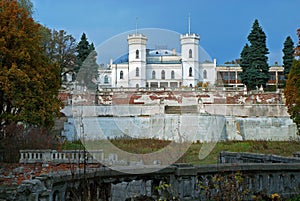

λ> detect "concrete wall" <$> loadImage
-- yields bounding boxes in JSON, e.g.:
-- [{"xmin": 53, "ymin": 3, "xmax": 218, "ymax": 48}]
[
  {"xmin": 204, "ymin": 104, "xmax": 290, "ymax": 117},
  {"xmin": 71, "ymin": 115, "xmax": 226, "ymax": 142},
  {"xmin": 62, "ymin": 114, "xmax": 297, "ymax": 142},
  {"xmin": 62, "ymin": 103, "xmax": 290, "ymax": 118},
  {"xmin": 225, "ymin": 116, "xmax": 297, "ymax": 141}
]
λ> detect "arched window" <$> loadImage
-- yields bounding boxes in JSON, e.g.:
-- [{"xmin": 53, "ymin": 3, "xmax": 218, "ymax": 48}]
[
  {"xmin": 171, "ymin": 70, "xmax": 175, "ymax": 79},
  {"xmin": 152, "ymin": 70, "xmax": 156, "ymax": 79},
  {"xmin": 189, "ymin": 49, "xmax": 192, "ymax": 58},
  {"xmin": 203, "ymin": 70, "xmax": 207, "ymax": 79},
  {"xmin": 136, "ymin": 83, "xmax": 139, "ymax": 88},
  {"xmin": 161, "ymin": 70, "xmax": 165, "ymax": 80},
  {"xmin": 189, "ymin": 67, "xmax": 193, "ymax": 77},
  {"xmin": 136, "ymin": 49, "xmax": 139, "ymax": 59},
  {"xmin": 136, "ymin": 67, "xmax": 139, "ymax": 77},
  {"xmin": 104, "ymin": 75, "xmax": 109, "ymax": 84},
  {"xmin": 120, "ymin": 71, "xmax": 124, "ymax": 79}
]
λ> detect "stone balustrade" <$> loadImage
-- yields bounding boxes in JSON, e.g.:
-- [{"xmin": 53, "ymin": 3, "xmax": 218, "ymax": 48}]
[
  {"xmin": 219, "ymin": 151, "xmax": 300, "ymax": 164},
  {"xmin": 10, "ymin": 163, "xmax": 300, "ymax": 201},
  {"xmin": 19, "ymin": 150, "xmax": 104, "ymax": 164}
]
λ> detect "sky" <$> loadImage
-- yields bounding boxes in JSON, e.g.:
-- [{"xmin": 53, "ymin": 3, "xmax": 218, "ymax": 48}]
[{"xmin": 31, "ymin": 0, "xmax": 299, "ymax": 65}]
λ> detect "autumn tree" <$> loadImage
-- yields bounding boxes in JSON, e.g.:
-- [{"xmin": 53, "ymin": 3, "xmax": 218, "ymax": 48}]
[
  {"xmin": 17, "ymin": 0, "xmax": 33, "ymax": 16},
  {"xmin": 284, "ymin": 29, "xmax": 300, "ymax": 131},
  {"xmin": 282, "ymin": 36, "xmax": 295, "ymax": 79},
  {"xmin": 240, "ymin": 19, "xmax": 269, "ymax": 90},
  {"xmin": 0, "ymin": 0, "xmax": 62, "ymax": 133}
]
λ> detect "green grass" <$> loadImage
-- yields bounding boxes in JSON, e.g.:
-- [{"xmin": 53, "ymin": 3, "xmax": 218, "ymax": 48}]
[{"xmin": 62, "ymin": 139, "xmax": 300, "ymax": 164}]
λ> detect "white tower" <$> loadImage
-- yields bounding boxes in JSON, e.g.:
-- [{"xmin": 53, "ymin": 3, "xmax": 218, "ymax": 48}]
[
  {"xmin": 180, "ymin": 33, "xmax": 200, "ymax": 87},
  {"xmin": 127, "ymin": 33, "xmax": 147, "ymax": 88}
]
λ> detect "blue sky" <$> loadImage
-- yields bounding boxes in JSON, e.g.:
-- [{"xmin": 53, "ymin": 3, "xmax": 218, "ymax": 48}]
[{"xmin": 32, "ymin": 0, "xmax": 299, "ymax": 65}]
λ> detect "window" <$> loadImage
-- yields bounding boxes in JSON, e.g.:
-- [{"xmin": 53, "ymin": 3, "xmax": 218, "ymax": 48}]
[
  {"xmin": 161, "ymin": 70, "xmax": 165, "ymax": 80},
  {"xmin": 136, "ymin": 49, "xmax": 139, "ymax": 59},
  {"xmin": 189, "ymin": 67, "xmax": 193, "ymax": 77},
  {"xmin": 72, "ymin": 73, "xmax": 76, "ymax": 81},
  {"xmin": 120, "ymin": 71, "xmax": 124, "ymax": 79},
  {"xmin": 203, "ymin": 70, "xmax": 207, "ymax": 79},
  {"xmin": 104, "ymin": 75, "xmax": 109, "ymax": 84},
  {"xmin": 136, "ymin": 83, "xmax": 139, "ymax": 88},
  {"xmin": 136, "ymin": 67, "xmax": 139, "ymax": 77},
  {"xmin": 171, "ymin": 70, "xmax": 175, "ymax": 79},
  {"xmin": 152, "ymin": 70, "xmax": 156, "ymax": 79},
  {"xmin": 189, "ymin": 49, "xmax": 192, "ymax": 58}
]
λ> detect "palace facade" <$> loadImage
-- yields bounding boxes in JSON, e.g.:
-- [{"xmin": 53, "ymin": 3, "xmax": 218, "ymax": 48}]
[{"xmin": 94, "ymin": 31, "xmax": 284, "ymax": 89}]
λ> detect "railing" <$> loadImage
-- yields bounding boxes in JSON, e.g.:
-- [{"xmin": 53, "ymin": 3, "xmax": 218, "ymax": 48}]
[
  {"xmin": 219, "ymin": 151, "xmax": 300, "ymax": 164},
  {"xmin": 96, "ymin": 86, "xmax": 246, "ymax": 93},
  {"xmin": 19, "ymin": 150, "xmax": 104, "ymax": 164}
]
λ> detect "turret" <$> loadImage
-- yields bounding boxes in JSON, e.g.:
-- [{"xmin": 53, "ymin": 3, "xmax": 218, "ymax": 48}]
[
  {"xmin": 180, "ymin": 33, "xmax": 200, "ymax": 87},
  {"xmin": 127, "ymin": 34, "xmax": 147, "ymax": 88}
]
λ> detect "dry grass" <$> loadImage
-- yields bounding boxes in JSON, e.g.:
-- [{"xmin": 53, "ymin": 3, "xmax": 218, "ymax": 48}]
[{"xmin": 63, "ymin": 139, "xmax": 300, "ymax": 164}]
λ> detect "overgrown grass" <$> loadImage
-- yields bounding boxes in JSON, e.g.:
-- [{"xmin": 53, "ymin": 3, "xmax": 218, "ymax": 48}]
[{"xmin": 62, "ymin": 139, "xmax": 300, "ymax": 164}]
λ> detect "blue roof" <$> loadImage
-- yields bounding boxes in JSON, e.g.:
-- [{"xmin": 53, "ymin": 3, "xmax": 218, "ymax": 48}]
[
  {"xmin": 114, "ymin": 53, "xmax": 129, "ymax": 64},
  {"xmin": 113, "ymin": 49, "xmax": 181, "ymax": 64}
]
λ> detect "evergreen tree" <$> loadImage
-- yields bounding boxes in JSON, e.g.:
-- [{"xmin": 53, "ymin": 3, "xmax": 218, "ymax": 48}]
[
  {"xmin": 282, "ymin": 36, "xmax": 295, "ymax": 79},
  {"xmin": 240, "ymin": 44, "xmax": 250, "ymax": 87},
  {"xmin": 75, "ymin": 33, "xmax": 92, "ymax": 73},
  {"xmin": 77, "ymin": 49, "xmax": 99, "ymax": 91},
  {"xmin": 240, "ymin": 19, "xmax": 269, "ymax": 90},
  {"xmin": 75, "ymin": 34, "xmax": 99, "ymax": 90}
]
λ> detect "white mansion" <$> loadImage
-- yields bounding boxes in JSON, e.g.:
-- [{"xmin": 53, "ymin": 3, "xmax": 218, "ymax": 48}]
[
  {"xmin": 98, "ymin": 31, "xmax": 217, "ymax": 89},
  {"xmin": 95, "ymin": 31, "xmax": 284, "ymax": 89}
]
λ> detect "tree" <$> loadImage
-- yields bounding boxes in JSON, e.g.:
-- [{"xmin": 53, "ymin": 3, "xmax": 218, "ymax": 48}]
[
  {"xmin": 240, "ymin": 44, "xmax": 251, "ymax": 87},
  {"xmin": 0, "ymin": 0, "xmax": 62, "ymax": 133},
  {"xmin": 75, "ymin": 33, "xmax": 99, "ymax": 90},
  {"xmin": 17, "ymin": 0, "xmax": 33, "ymax": 16},
  {"xmin": 77, "ymin": 46, "xmax": 99, "ymax": 91},
  {"xmin": 294, "ymin": 28, "xmax": 300, "ymax": 59},
  {"xmin": 284, "ymin": 60, "xmax": 300, "ymax": 130},
  {"xmin": 284, "ymin": 29, "xmax": 300, "ymax": 131},
  {"xmin": 75, "ymin": 33, "xmax": 93, "ymax": 73},
  {"xmin": 282, "ymin": 36, "xmax": 295, "ymax": 79},
  {"xmin": 240, "ymin": 19, "xmax": 269, "ymax": 90},
  {"xmin": 40, "ymin": 27, "xmax": 77, "ymax": 82}
]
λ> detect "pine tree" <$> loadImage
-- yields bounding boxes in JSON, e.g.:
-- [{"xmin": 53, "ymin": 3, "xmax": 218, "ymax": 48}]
[
  {"xmin": 75, "ymin": 33, "xmax": 92, "ymax": 73},
  {"xmin": 282, "ymin": 36, "xmax": 295, "ymax": 79},
  {"xmin": 240, "ymin": 44, "xmax": 250, "ymax": 87},
  {"xmin": 240, "ymin": 19, "xmax": 269, "ymax": 90},
  {"xmin": 77, "ymin": 49, "xmax": 99, "ymax": 91},
  {"xmin": 75, "ymin": 34, "xmax": 99, "ymax": 90}
]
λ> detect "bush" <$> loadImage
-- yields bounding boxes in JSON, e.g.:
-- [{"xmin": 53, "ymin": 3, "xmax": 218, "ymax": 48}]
[{"xmin": 0, "ymin": 124, "xmax": 61, "ymax": 163}]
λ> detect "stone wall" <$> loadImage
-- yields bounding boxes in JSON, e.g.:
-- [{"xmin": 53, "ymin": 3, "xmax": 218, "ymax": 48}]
[{"xmin": 10, "ymin": 163, "xmax": 300, "ymax": 201}]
